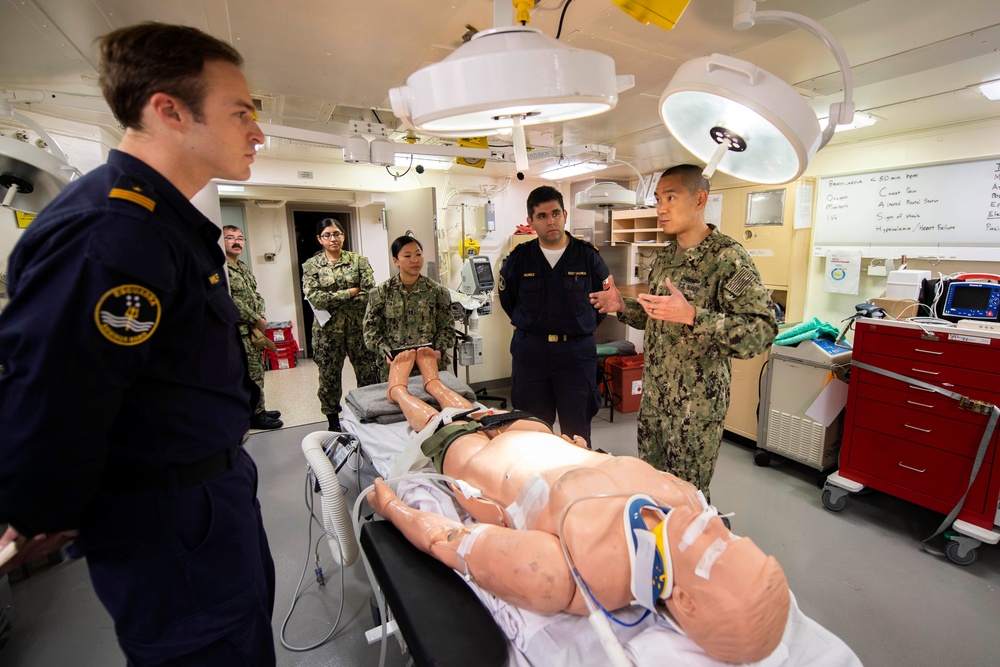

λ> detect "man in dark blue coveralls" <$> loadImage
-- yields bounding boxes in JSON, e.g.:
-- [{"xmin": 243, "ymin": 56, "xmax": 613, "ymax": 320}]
[
  {"xmin": 499, "ymin": 185, "xmax": 610, "ymax": 447},
  {"xmin": 0, "ymin": 24, "xmax": 277, "ymax": 665}
]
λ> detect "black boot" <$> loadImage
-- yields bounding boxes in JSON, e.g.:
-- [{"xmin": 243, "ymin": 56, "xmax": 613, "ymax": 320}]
[
  {"xmin": 327, "ymin": 414, "xmax": 341, "ymax": 432},
  {"xmin": 250, "ymin": 413, "xmax": 283, "ymax": 430},
  {"xmin": 263, "ymin": 409, "xmax": 281, "ymax": 419}
]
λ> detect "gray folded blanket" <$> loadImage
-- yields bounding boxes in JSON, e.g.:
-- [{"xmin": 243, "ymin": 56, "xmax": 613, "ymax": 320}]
[{"xmin": 345, "ymin": 372, "xmax": 477, "ymax": 424}]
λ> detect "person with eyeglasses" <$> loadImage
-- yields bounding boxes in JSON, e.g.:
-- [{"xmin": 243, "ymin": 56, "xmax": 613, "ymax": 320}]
[
  {"xmin": 364, "ymin": 235, "xmax": 456, "ymax": 384},
  {"xmin": 223, "ymin": 225, "xmax": 282, "ymax": 430},
  {"xmin": 302, "ymin": 218, "xmax": 376, "ymax": 432}
]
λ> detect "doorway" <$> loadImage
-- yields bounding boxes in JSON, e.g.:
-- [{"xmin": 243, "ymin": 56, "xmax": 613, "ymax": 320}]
[{"xmin": 292, "ymin": 209, "xmax": 353, "ymax": 358}]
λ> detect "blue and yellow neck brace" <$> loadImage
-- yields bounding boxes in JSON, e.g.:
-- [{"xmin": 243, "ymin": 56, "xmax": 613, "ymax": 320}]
[{"xmin": 624, "ymin": 494, "xmax": 674, "ymax": 613}]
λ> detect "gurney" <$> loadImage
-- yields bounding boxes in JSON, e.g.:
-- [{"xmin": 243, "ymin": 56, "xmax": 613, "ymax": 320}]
[{"xmin": 303, "ymin": 384, "xmax": 862, "ymax": 667}]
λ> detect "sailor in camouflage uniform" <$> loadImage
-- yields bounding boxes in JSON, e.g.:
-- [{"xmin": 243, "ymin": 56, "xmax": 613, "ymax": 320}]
[
  {"xmin": 364, "ymin": 236, "xmax": 455, "ymax": 383},
  {"xmin": 590, "ymin": 165, "xmax": 776, "ymax": 501},
  {"xmin": 302, "ymin": 219, "xmax": 376, "ymax": 433},
  {"xmin": 224, "ymin": 225, "xmax": 282, "ymax": 429}
]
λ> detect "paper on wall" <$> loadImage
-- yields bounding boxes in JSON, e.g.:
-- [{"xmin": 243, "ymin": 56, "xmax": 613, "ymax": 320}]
[
  {"xmin": 794, "ymin": 182, "xmax": 814, "ymax": 229},
  {"xmin": 823, "ymin": 249, "xmax": 862, "ymax": 295}
]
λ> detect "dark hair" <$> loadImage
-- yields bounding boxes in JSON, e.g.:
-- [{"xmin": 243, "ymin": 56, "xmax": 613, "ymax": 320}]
[
  {"xmin": 526, "ymin": 185, "xmax": 565, "ymax": 218},
  {"xmin": 99, "ymin": 22, "xmax": 243, "ymax": 130},
  {"xmin": 315, "ymin": 218, "xmax": 346, "ymax": 236},
  {"xmin": 660, "ymin": 164, "xmax": 711, "ymax": 196},
  {"xmin": 391, "ymin": 235, "xmax": 422, "ymax": 258}
]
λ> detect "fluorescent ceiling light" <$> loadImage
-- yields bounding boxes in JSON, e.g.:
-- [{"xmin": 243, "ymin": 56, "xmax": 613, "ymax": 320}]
[
  {"xmin": 818, "ymin": 111, "xmax": 879, "ymax": 132},
  {"xmin": 658, "ymin": 1, "xmax": 854, "ymax": 184},
  {"xmin": 540, "ymin": 162, "xmax": 608, "ymax": 180},
  {"xmin": 980, "ymin": 80, "xmax": 1000, "ymax": 101},
  {"xmin": 217, "ymin": 184, "xmax": 245, "ymax": 193}
]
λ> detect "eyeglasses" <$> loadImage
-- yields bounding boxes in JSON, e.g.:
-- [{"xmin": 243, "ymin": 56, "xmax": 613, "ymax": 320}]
[
  {"xmin": 224, "ymin": 236, "xmax": 245, "ymax": 242},
  {"xmin": 320, "ymin": 232, "xmax": 344, "ymax": 240}
]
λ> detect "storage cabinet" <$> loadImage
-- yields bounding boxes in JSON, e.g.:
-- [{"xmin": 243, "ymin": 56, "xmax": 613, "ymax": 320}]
[{"xmin": 829, "ymin": 319, "xmax": 1000, "ymax": 534}]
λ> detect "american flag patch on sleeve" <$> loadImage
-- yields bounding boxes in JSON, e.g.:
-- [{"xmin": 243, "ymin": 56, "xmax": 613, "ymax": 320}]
[{"xmin": 724, "ymin": 268, "xmax": 756, "ymax": 296}]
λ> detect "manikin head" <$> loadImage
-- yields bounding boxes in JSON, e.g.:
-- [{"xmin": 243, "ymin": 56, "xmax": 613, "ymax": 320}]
[{"xmin": 658, "ymin": 504, "xmax": 790, "ymax": 664}]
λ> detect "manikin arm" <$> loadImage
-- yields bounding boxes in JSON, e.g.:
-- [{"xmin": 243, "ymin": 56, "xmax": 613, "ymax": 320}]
[{"xmin": 368, "ymin": 479, "xmax": 576, "ymax": 614}]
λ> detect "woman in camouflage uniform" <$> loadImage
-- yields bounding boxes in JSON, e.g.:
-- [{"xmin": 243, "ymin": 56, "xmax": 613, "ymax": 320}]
[
  {"xmin": 364, "ymin": 236, "xmax": 455, "ymax": 383},
  {"xmin": 302, "ymin": 219, "xmax": 376, "ymax": 432}
]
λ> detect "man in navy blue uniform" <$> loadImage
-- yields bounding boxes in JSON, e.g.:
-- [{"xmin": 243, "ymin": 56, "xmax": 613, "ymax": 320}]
[
  {"xmin": 499, "ymin": 185, "xmax": 610, "ymax": 447},
  {"xmin": 0, "ymin": 24, "xmax": 276, "ymax": 665}
]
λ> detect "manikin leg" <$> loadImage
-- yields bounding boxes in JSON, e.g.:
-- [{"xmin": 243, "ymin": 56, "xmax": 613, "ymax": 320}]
[
  {"xmin": 416, "ymin": 347, "xmax": 473, "ymax": 410},
  {"xmin": 385, "ymin": 350, "xmax": 438, "ymax": 430}
]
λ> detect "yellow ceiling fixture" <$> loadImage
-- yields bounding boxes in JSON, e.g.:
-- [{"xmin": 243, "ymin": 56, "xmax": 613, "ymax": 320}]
[
  {"xmin": 659, "ymin": 0, "xmax": 855, "ymax": 184},
  {"xmin": 611, "ymin": 0, "xmax": 693, "ymax": 31},
  {"xmin": 456, "ymin": 137, "xmax": 488, "ymax": 169}
]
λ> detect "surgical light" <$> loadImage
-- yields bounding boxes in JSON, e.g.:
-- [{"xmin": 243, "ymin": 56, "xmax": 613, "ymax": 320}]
[
  {"xmin": 0, "ymin": 102, "xmax": 80, "ymax": 213},
  {"xmin": 389, "ymin": 23, "xmax": 632, "ymax": 171},
  {"xmin": 658, "ymin": 0, "xmax": 855, "ymax": 184},
  {"xmin": 575, "ymin": 182, "xmax": 637, "ymax": 210}
]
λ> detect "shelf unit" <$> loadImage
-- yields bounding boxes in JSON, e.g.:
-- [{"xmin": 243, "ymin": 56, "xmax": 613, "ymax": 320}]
[{"xmin": 610, "ymin": 208, "xmax": 665, "ymax": 247}]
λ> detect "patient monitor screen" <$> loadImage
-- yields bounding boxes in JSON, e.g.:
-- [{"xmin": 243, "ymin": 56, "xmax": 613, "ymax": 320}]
[{"xmin": 461, "ymin": 256, "xmax": 494, "ymax": 294}]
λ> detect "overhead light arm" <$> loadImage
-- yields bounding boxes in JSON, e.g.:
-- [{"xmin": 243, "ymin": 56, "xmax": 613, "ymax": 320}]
[
  {"xmin": 0, "ymin": 97, "xmax": 72, "ymax": 164},
  {"xmin": 733, "ymin": 0, "xmax": 855, "ymax": 148}
]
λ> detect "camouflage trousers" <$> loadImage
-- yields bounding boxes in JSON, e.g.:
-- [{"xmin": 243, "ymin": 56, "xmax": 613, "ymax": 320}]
[
  {"xmin": 240, "ymin": 331, "xmax": 267, "ymax": 415},
  {"xmin": 636, "ymin": 400, "xmax": 725, "ymax": 504},
  {"xmin": 313, "ymin": 322, "xmax": 377, "ymax": 416}
]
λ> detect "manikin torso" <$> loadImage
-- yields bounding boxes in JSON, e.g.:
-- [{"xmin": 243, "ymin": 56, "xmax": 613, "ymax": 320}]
[{"xmin": 441, "ymin": 426, "xmax": 706, "ymax": 613}]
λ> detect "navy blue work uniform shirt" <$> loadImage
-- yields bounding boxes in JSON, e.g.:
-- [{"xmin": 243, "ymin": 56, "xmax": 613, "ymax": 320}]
[
  {"xmin": 499, "ymin": 233, "xmax": 609, "ymax": 445},
  {"xmin": 0, "ymin": 150, "xmax": 275, "ymax": 664}
]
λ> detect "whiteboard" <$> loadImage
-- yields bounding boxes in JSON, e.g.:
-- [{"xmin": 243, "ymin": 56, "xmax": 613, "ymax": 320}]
[{"xmin": 813, "ymin": 157, "xmax": 1000, "ymax": 258}]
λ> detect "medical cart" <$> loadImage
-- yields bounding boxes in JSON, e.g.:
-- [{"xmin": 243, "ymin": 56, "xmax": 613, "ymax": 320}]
[{"xmin": 755, "ymin": 338, "xmax": 853, "ymax": 471}]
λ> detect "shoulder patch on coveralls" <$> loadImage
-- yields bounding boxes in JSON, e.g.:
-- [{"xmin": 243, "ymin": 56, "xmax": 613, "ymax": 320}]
[{"xmin": 94, "ymin": 284, "xmax": 162, "ymax": 346}]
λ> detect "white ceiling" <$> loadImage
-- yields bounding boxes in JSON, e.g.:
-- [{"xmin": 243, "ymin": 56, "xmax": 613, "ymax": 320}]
[{"xmin": 2, "ymin": 0, "xmax": 999, "ymax": 184}]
